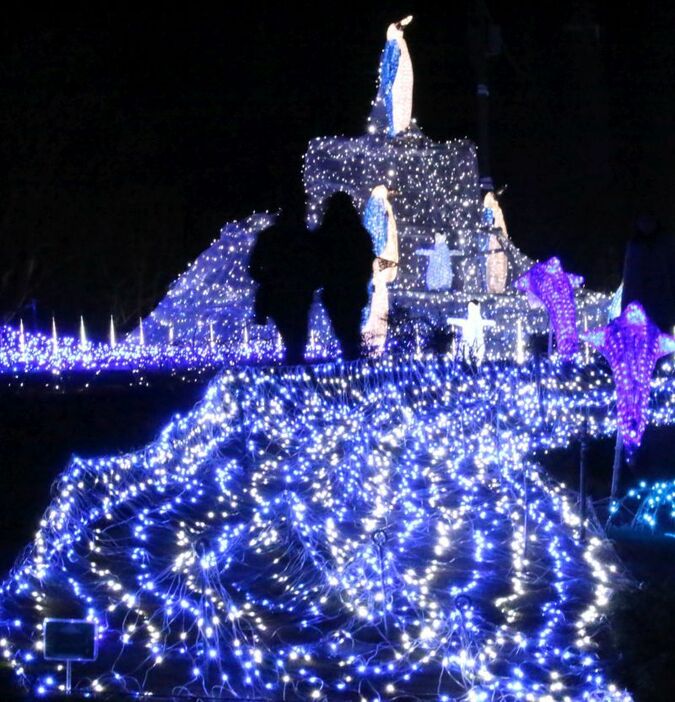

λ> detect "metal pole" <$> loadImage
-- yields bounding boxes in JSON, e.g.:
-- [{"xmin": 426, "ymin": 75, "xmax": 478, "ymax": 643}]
[
  {"xmin": 468, "ymin": 1, "xmax": 494, "ymax": 192},
  {"xmin": 579, "ymin": 414, "xmax": 589, "ymax": 542},
  {"xmin": 610, "ymin": 432, "xmax": 623, "ymax": 501},
  {"xmin": 522, "ymin": 461, "xmax": 529, "ymax": 557},
  {"xmin": 535, "ymin": 353, "xmax": 545, "ymax": 422},
  {"xmin": 66, "ymin": 660, "xmax": 72, "ymax": 695},
  {"xmin": 547, "ymin": 319, "xmax": 554, "ymax": 357},
  {"xmin": 372, "ymin": 529, "xmax": 389, "ymax": 635}
]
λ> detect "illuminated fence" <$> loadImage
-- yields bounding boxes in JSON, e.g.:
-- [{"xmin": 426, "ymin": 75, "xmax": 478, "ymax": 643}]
[
  {"xmin": 0, "ymin": 291, "xmax": 610, "ymax": 377},
  {"xmin": 2, "ymin": 355, "xmax": 672, "ymax": 700}
]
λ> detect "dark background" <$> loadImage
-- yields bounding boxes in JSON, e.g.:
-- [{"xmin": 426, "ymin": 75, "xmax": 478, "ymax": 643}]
[{"xmin": 2, "ymin": 1, "xmax": 674, "ymax": 336}]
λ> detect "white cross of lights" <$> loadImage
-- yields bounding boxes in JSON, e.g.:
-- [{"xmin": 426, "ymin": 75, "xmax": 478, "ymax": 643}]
[{"xmin": 447, "ymin": 300, "xmax": 496, "ymax": 364}]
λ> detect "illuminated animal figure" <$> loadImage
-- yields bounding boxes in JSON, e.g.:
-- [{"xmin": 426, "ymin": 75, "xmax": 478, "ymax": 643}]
[
  {"xmin": 415, "ymin": 232, "xmax": 462, "ymax": 291},
  {"xmin": 369, "ymin": 16, "xmax": 414, "ymax": 136},
  {"xmin": 583, "ymin": 302, "xmax": 675, "ymax": 450},
  {"xmin": 483, "ymin": 191, "xmax": 509, "ymax": 294},
  {"xmin": 362, "ymin": 185, "xmax": 398, "ymax": 354},
  {"xmin": 515, "ymin": 257, "xmax": 584, "ymax": 358}
]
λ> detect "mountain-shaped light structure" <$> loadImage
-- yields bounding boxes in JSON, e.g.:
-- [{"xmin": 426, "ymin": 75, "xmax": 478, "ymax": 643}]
[
  {"xmin": 369, "ymin": 16, "xmax": 414, "ymax": 136},
  {"xmin": 134, "ymin": 213, "xmax": 341, "ymax": 360},
  {"xmin": 0, "ymin": 357, "xmax": 654, "ymax": 701},
  {"xmin": 515, "ymin": 257, "xmax": 584, "ymax": 358},
  {"xmin": 583, "ymin": 301, "xmax": 675, "ymax": 450},
  {"xmin": 138, "ymin": 213, "xmax": 273, "ymax": 347}
]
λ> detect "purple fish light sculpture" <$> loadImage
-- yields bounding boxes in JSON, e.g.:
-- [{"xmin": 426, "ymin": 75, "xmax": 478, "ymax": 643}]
[
  {"xmin": 583, "ymin": 302, "xmax": 675, "ymax": 450},
  {"xmin": 515, "ymin": 257, "xmax": 584, "ymax": 358}
]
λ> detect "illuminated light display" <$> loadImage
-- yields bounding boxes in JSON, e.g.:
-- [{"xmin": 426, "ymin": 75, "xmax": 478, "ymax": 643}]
[
  {"xmin": 515, "ymin": 258, "xmax": 585, "ymax": 358},
  {"xmin": 415, "ymin": 232, "xmax": 462, "ymax": 291},
  {"xmin": 608, "ymin": 283, "xmax": 623, "ymax": 320},
  {"xmin": 483, "ymin": 191, "xmax": 509, "ymax": 294},
  {"xmin": 0, "ymin": 325, "xmax": 245, "ymax": 377},
  {"xmin": 0, "ymin": 15, "xmax": 668, "ymax": 701},
  {"xmin": 3, "ymin": 354, "xmax": 671, "ymax": 700},
  {"xmin": 112, "ymin": 15, "xmax": 611, "ymax": 362},
  {"xmin": 79, "ymin": 316, "xmax": 88, "ymax": 352},
  {"xmin": 582, "ymin": 302, "xmax": 675, "ymax": 450},
  {"xmin": 363, "ymin": 185, "xmax": 399, "ymax": 354},
  {"xmin": 610, "ymin": 479, "xmax": 675, "ymax": 536},
  {"xmin": 50, "ymin": 318, "xmax": 58, "ymax": 355},
  {"xmin": 447, "ymin": 300, "xmax": 496, "ymax": 364},
  {"xmin": 368, "ymin": 15, "xmax": 414, "ymax": 137},
  {"xmin": 139, "ymin": 213, "xmax": 279, "ymax": 349}
]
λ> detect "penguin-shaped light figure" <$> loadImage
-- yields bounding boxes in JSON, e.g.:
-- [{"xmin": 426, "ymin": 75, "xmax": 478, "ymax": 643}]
[
  {"xmin": 415, "ymin": 232, "xmax": 462, "ymax": 291},
  {"xmin": 368, "ymin": 16, "xmax": 414, "ymax": 136},
  {"xmin": 484, "ymin": 191, "xmax": 509, "ymax": 294},
  {"xmin": 362, "ymin": 185, "xmax": 399, "ymax": 354},
  {"xmin": 447, "ymin": 300, "xmax": 496, "ymax": 365}
]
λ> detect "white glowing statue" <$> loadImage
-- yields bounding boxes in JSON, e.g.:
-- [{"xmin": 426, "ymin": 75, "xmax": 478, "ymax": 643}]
[
  {"xmin": 370, "ymin": 16, "xmax": 414, "ymax": 136},
  {"xmin": 362, "ymin": 185, "xmax": 399, "ymax": 354},
  {"xmin": 415, "ymin": 232, "xmax": 462, "ymax": 291},
  {"xmin": 484, "ymin": 191, "xmax": 509, "ymax": 294},
  {"xmin": 447, "ymin": 300, "xmax": 496, "ymax": 364}
]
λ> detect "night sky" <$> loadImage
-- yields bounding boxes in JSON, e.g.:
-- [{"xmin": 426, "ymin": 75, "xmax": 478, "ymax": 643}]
[{"xmin": 2, "ymin": 2, "xmax": 674, "ymax": 335}]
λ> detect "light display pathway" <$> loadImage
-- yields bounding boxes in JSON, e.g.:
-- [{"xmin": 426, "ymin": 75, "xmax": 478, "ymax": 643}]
[{"xmin": 2, "ymin": 355, "xmax": 674, "ymax": 700}]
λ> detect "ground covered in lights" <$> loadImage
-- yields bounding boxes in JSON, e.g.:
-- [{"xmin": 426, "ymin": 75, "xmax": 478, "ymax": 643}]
[{"xmin": 2, "ymin": 357, "xmax": 675, "ymax": 701}]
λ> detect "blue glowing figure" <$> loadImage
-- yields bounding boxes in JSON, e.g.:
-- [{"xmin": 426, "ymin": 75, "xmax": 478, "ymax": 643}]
[
  {"xmin": 583, "ymin": 301, "xmax": 675, "ymax": 450},
  {"xmin": 362, "ymin": 185, "xmax": 398, "ymax": 354},
  {"xmin": 363, "ymin": 189, "xmax": 388, "ymax": 256},
  {"xmin": 415, "ymin": 232, "xmax": 461, "ymax": 291},
  {"xmin": 515, "ymin": 257, "xmax": 584, "ymax": 358},
  {"xmin": 369, "ymin": 17, "xmax": 414, "ymax": 136}
]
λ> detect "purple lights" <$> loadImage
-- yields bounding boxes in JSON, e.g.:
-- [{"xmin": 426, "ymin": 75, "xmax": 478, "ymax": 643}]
[
  {"xmin": 583, "ymin": 301, "xmax": 675, "ymax": 449},
  {"xmin": 515, "ymin": 257, "xmax": 584, "ymax": 358}
]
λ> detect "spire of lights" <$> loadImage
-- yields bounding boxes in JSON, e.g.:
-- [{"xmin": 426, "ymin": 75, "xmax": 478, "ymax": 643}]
[
  {"xmin": 109, "ymin": 316, "xmax": 116, "ymax": 349},
  {"xmin": 51, "ymin": 318, "xmax": 59, "ymax": 356},
  {"xmin": 79, "ymin": 316, "xmax": 88, "ymax": 351},
  {"xmin": 516, "ymin": 318, "xmax": 525, "ymax": 364}
]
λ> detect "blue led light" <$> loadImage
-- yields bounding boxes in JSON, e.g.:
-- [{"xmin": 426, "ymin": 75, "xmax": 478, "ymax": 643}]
[{"xmin": 0, "ymin": 355, "xmax": 665, "ymax": 699}]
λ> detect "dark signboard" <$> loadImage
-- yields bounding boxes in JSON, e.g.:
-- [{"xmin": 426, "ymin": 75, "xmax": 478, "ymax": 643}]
[{"xmin": 43, "ymin": 619, "xmax": 97, "ymax": 662}]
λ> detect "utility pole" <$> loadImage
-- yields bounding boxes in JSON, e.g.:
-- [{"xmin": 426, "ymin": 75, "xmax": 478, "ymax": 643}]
[{"xmin": 467, "ymin": 1, "xmax": 502, "ymax": 194}]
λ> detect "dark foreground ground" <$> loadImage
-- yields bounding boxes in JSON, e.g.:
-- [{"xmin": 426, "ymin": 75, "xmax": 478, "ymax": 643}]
[{"xmin": 0, "ymin": 373, "xmax": 673, "ymax": 701}]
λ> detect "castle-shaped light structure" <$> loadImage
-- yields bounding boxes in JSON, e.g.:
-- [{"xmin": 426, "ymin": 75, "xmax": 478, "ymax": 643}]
[{"xmin": 134, "ymin": 15, "xmax": 609, "ymax": 361}]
